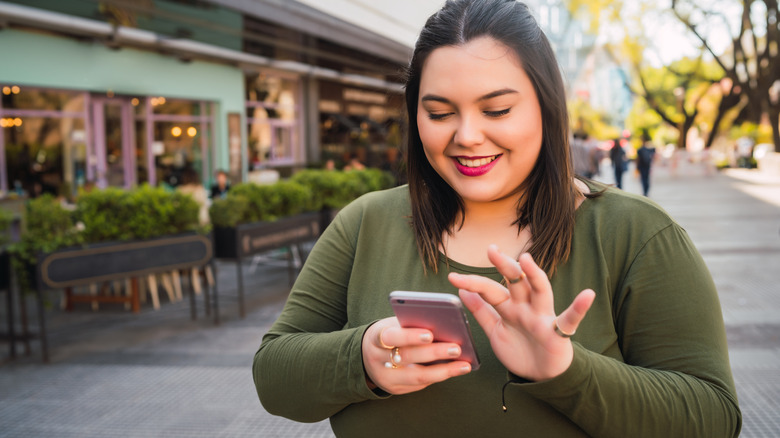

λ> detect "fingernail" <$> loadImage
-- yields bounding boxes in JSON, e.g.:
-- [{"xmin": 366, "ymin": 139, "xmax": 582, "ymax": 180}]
[
  {"xmin": 448, "ymin": 346, "xmax": 460, "ymax": 357},
  {"xmin": 420, "ymin": 333, "xmax": 433, "ymax": 342},
  {"xmin": 461, "ymin": 364, "xmax": 471, "ymax": 374}
]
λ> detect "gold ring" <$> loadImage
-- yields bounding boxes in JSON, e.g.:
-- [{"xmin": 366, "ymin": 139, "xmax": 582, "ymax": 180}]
[
  {"xmin": 378, "ymin": 327, "xmax": 394, "ymax": 350},
  {"xmin": 390, "ymin": 347, "xmax": 402, "ymax": 367},
  {"xmin": 507, "ymin": 271, "xmax": 526, "ymax": 284},
  {"xmin": 553, "ymin": 318, "xmax": 575, "ymax": 338}
]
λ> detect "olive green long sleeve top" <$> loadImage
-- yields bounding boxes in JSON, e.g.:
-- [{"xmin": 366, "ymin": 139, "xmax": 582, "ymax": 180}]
[{"xmin": 253, "ymin": 182, "xmax": 741, "ymax": 437}]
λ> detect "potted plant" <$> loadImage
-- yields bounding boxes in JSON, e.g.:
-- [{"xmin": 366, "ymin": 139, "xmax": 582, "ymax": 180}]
[
  {"xmin": 9, "ymin": 186, "xmax": 216, "ymax": 362},
  {"xmin": 209, "ymin": 168, "xmax": 394, "ymax": 317}
]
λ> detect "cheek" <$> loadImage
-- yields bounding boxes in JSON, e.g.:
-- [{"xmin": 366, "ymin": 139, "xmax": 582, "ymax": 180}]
[{"xmin": 417, "ymin": 117, "xmax": 447, "ymax": 153}]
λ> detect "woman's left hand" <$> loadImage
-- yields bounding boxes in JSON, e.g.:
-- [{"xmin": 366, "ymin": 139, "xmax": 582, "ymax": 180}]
[{"xmin": 448, "ymin": 245, "xmax": 595, "ymax": 382}]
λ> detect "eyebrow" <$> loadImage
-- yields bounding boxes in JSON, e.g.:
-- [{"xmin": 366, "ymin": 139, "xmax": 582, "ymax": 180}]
[{"xmin": 420, "ymin": 88, "xmax": 518, "ymax": 104}]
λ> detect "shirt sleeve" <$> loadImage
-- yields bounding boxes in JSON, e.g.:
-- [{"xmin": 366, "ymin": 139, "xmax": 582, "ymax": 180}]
[
  {"xmin": 512, "ymin": 223, "xmax": 742, "ymax": 437},
  {"xmin": 252, "ymin": 206, "xmax": 387, "ymax": 423}
]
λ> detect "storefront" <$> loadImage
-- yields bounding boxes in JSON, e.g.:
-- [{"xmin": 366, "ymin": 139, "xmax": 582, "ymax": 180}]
[
  {"xmin": 0, "ymin": 0, "xmax": 410, "ymax": 197},
  {"xmin": 0, "ymin": 85, "xmax": 218, "ymax": 197},
  {"xmin": 319, "ymin": 80, "xmax": 403, "ymax": 169},
  {"xmin": 0, "ymin": 26, "xmax": 243, "ymax": 197}
]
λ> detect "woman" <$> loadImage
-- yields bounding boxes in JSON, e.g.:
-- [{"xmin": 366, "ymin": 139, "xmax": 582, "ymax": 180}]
[
  {"xmin": 253, "ymin": 1, "xmax": 741, "ymax": 436},
  {"xmin": 610, "ymin": 138, "xmax": 627, "ymax": 189}
]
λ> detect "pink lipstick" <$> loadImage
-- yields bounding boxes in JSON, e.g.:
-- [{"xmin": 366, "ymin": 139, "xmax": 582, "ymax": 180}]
[{"xmin": 452, "ymin": 154, "xmax": 501, "ymax": 177}]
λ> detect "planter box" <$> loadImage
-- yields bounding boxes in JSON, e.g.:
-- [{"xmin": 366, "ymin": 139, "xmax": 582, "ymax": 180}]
[
  {"xmin": 213, "ymin": 211, "xmax": 322, "ymax": 259},
  {"xmin": 31, "ymin": 233, "xmax": 217, "ymax": 362},
  {"xmin": 0, "ymin": 248, "xmax": 9, "ymax": 291},
  {"xmin": 212, "ymin": 211, "xmax": 323, "ymax": 318},
  {"xmin": 38, "ymin": 233, "xmax": 212, "ymax": 289}
]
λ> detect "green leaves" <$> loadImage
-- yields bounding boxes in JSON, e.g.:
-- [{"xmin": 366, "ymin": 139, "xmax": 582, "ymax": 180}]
[
  {"xmin": 0, "ymin": 208, "xmax": 13, "ymax": 247},
  {"xmin": 75, "ymin": 185, "xmax": 200, "ymax": 242},
  {"xmin": 210, "ymin": 169, "xmax": 396, "ymax": 228}
]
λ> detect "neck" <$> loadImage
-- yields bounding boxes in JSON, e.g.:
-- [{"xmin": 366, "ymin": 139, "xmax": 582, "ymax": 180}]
[{"xmin": 459, "ymin": 194, "xmax": 521, "ymax": 230}]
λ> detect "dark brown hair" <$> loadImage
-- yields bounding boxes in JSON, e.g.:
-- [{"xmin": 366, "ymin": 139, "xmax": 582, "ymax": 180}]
[{"xmin": 405, "ymin": 0, "xmax": 593, "ymax": 274}]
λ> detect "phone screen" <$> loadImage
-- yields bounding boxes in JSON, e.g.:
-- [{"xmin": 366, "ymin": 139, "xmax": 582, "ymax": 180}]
[{"xmin": 389, "ymin": 291, "xmax": 480, "ymax": 370}]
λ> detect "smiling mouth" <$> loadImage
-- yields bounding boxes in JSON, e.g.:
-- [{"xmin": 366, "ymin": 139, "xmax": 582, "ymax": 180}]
[{"xmin": 455, "ymin": 155, "xmax": 500, "ymax": 168}]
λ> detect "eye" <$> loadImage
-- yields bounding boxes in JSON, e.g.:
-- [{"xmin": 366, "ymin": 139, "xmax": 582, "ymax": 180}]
[
  {"xmin": 484, "ymin": 108, "xmax": 510, "ymax": 118},
  {"xmin": 427, "ymin": 112, "xmax": 453, "ymax": 121}
]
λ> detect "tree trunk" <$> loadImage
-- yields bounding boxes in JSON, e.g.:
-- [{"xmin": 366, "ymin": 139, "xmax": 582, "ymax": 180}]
[{"xmin": 770, "ymin": 107, "xmax": 780, "ymax": 153}]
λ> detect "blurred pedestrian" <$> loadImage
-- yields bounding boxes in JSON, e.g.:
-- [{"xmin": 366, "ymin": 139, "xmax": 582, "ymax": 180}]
[
  {"xmin": 609, "ymin": 138, "xmax": 626, "ymax": 189},
  {"xmin": 343, "ymin": 153, "xmax": 366, "ymax": 171},
  {"xmin": 253, "ymin": 1, "xmax": 741, "ymax": 436},
  {"xmin": 209, "ymin": 169, "xmax": 230, "ymax": 199},
  {"xmin": 636, "ymin": 132, "xmax": 656, "ymax": 196},
  {"xmin": 570, "ymin": 132, "xmax": 590, "ymax": 178}
]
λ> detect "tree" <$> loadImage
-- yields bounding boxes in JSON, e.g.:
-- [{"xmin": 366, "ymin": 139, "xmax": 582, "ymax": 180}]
[
  {"xmin": 568, "ymin": 98, "xmax": 621, "ymax": 140},
  {"xmin": 568, "ymin": 0, "xmax": 778, "ymax": 151},
  {"xmin": 672, "ymin": 0, "xmax": 780, "ymax": 152}
]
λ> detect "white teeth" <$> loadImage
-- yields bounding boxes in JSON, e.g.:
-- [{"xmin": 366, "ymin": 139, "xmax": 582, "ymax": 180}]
[{"xmin": 456, "ymin": 155, "xmax": 498, "ymax": 168}]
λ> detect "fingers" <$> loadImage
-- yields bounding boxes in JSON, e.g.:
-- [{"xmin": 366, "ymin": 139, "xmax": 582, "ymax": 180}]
[
  {"xmin": 459, "ymin": 289, "xmax": 502, "ymax": 336},
  {"xmin": 448, "ymin": 271, "xmax": 509, "ymax": 306},
  {"xmin": 517, "ymin": 253, "xmax": 549, "ymax": 295},
  {"xmin": 553, "ymin": 289, "xmax": 596, "ymax": 337},
  {"xmin": 382, "ymin": 361, "xmax": 473, "ymax": 394},
  {"xmin": 386, "ymin": 343, "xmax": 464, "ymax": 367},
  {"xmin": 377, "ymin": 325, "xmax": 434, "ymax": 350},
  {"xmin": 517, "ymin": 253, "xmax": 554, "ymax": 313},
  {"xmin": 363, "ymin": 320, "xmax": 472, "ymax": 395},
  {"xmin": 486, "ymin": 244, "xmax": 525, "ymax": 285}
]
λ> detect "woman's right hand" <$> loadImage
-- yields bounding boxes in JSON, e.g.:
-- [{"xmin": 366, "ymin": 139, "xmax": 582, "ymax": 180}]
[{"xmin": 362, "ymin": 318, "xmax": 472, "ymax": 395}]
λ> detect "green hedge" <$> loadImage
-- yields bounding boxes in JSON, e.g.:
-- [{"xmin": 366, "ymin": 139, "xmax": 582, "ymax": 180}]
[
  {"xmin": 209, "ymin": 168, "xmax": 394, "ymax": 228},
  {"xmin": 75, "ymin": 185, "xmax": 200, "ymax": 242},
  {"xmin": 8, "ymin": 195, "xmax": 85, "ymax": 293},
  {"xmin": 9, "ymin": 186, "xmax": 202, "ymax": 292},
  {"xmin": 0, "ymin": 208, "xmax": 12, "ymax": 247}
]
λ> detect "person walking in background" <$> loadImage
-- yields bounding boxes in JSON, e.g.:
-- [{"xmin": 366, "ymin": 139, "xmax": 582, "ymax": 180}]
[
  {"xmin": 610, "ymin": 138, "xmax": 626, "ymax": 189},
  {"xmin": 253, "ymin": 1, "xmax": 741, "ymax": 436},
  {"xmin": 209, "ymin": 169, "xmax": 230, "ymax": 199},
  {"xmin": 343, "ymin": 153, "xmax": 366, "ymax": 171},
  {"xmin": 636, "ymin": 132, "xmax": 657, "ymax": 196},
  {"xmin": 570, "ymin": 132, "xmax": 590, "ymax": 178}
]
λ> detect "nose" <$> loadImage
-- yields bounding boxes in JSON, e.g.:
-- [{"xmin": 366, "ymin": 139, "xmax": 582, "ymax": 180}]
[{"xmin": 453, "ymin": 113, "xmax": 485, "ymax": 147}]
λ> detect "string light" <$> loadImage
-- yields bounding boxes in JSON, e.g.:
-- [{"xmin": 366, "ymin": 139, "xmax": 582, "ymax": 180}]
[
  {"xmin": 171, "ymin": 126, "xmax": 182, "ymax": 137},
  {"xmin": 187, "ymin": 127, "xmax": 197, "ymax": 137}
]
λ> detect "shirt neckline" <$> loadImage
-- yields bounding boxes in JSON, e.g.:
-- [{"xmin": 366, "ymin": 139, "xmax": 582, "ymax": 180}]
[{"xmin": 436, "ymin": 179, "xmax": 602, "ymax": 271}]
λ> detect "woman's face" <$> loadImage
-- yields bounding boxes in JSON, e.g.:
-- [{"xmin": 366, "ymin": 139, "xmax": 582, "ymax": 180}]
[{"xmin": 417, "ymin": 36, "xmax": 543, "ymax": 206}]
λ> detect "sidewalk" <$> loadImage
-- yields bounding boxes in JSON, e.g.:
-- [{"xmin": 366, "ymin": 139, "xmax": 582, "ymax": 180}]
[{"xmin": 1, "ymin": 159, "xmax": 779, "ymax": 437}]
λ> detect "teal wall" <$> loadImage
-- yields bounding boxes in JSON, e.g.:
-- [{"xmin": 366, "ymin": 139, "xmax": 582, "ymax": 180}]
[
  {"xmin": 0, "ymin": 29, "xmax": 246, "ymax": 173},
  {"xmin": 4, "ymin": 0, "xmax": 243, "ymax": 51}
]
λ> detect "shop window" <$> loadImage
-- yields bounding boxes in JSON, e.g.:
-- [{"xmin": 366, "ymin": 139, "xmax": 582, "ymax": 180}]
[
  {"xmin": 1, "ymin": 86, "xmax": 86, "ymax": 198},
  {"xmin": 245, "ymin": 74, "xmax": 301, "ymax": 168},
  {"xmin": 153, "ymin": 122, "xmax": 209, "ymax": 187},
  {"xmin": 2, "ymin": 86, "xmax": 85, "ymax": 112}
]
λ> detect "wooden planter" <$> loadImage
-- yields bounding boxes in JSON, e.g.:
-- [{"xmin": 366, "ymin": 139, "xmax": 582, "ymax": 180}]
[
  {"xmin": 213, "ymin": 211, "xmax": 323, "ymax": 318},
  {"xmin": 31, "ymin": 233, "xmax": 216, "ymax": 362}
]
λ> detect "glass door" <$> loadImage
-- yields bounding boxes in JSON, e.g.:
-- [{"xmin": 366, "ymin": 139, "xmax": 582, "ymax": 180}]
[{"xmin": 91, "ymin": 97, "xmax": 136, "ymax": 189}]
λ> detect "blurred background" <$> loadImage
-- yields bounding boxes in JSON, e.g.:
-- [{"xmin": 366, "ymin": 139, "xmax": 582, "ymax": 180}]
[{"xmin": 1, "ymin": 0, "xmax": 777, "ymax": 201}]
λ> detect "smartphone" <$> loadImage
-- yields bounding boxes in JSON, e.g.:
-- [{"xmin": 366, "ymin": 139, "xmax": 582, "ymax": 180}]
[{"xmin": 389, "ymin": 291, "xmax": 480, "ymax": 370}]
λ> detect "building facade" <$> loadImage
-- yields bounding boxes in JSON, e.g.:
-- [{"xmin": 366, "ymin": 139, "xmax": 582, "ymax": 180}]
[{"xmin": 0, "ymin": 0, "xmax": 410, "ymax": 198}]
